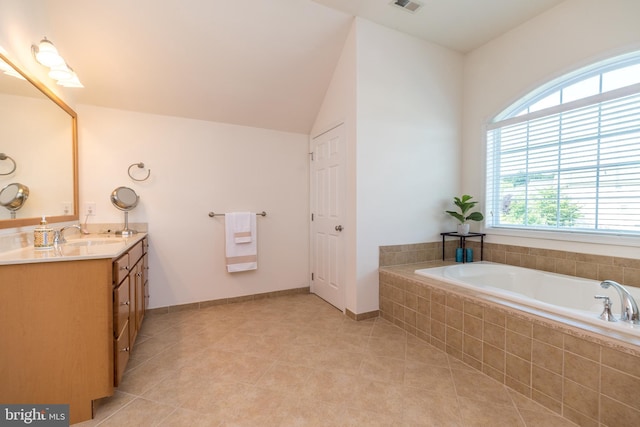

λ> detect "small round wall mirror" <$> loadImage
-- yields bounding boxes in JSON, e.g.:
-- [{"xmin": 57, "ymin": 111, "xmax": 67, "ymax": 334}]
[
  {"xmin": 110, "ymin": 186, "xmax": 139, "ymax": 236},
  {"xmin": 0, "ymin": 183, "xmax": 29, "ymax": 219}
]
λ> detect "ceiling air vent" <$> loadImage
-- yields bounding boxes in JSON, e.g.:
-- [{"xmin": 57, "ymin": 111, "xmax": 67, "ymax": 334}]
[{"xmin": 391, "ymin": 0, "xmax": 423, "ymax": 13}]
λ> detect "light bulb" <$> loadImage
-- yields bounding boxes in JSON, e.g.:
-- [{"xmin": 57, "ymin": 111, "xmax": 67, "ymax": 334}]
[
  {"xmin": 48, "ymin": 63, "xmax": 73, "ymax": 81},
  {"xmin": 34, "ymin": 38, "xmax": 64, "ymax": 67}
]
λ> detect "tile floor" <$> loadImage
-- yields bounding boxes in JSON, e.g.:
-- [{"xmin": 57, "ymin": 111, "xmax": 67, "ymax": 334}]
[{"xmin": 77, "ymin": 294, "xmax": 578, "ymax": 426}]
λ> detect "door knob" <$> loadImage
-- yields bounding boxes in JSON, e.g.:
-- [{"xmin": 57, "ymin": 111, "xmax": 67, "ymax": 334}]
[{"xmin": 335, "ymin": 225, "xmax": 343, "ymax": 232}]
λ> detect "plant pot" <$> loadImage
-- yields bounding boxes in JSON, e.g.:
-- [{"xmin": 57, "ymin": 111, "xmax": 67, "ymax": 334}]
[{"xmin": 457, "ymin": 223, "xmax": 470, "ymax": 235}]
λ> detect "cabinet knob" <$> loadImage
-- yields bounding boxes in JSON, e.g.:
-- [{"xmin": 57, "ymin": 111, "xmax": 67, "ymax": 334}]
[
  {"xmin": 120, "ymin": 266, "xmax": 130, "ymax": 271},
  {"xmin": 120, "ymin": 347, "xmax": 130, "ymax": 352},
  {"xmin": 121, "ymin": 301, "xmax": 130, "ymax": 306}
]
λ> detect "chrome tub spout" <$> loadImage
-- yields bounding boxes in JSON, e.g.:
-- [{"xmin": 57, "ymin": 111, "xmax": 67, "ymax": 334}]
[{"xmin": 600, "ymin": 280, "xmax": 640, "ymax": 324}]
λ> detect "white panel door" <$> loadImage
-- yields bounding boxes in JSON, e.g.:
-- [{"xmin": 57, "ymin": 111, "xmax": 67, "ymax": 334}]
[{"xmin": 310, "ymin": 124, "xmax": 345, "ymax": 311}]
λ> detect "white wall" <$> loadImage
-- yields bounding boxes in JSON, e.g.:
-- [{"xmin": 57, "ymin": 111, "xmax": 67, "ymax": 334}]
[
  {"xmin": 313, "ymin": 19, "xmax": 463, "ymax": 315},
  {"xmin": 355, "ymin": 20, "xmax": 463, "ymax": 313},
  {"xmin": 463, "ymin": 0, "xmax": 640, "ymax": 257},
  {"xmin": 78, "ymin": 105, "xmax": 310, "ymax": 308}
]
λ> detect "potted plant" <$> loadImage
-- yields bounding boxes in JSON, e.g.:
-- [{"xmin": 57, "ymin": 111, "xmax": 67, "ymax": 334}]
[{"xmin": 446, "ymin": 194, "xmax": 484, "ymax": 235}]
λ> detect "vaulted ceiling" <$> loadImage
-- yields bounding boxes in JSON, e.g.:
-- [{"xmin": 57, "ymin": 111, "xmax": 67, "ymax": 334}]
[{"xmin": 41, "ymin": 0, "xmax": 565, "ymax": 133}]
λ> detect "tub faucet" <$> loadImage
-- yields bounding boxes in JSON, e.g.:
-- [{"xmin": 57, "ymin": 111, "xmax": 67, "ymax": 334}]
[
  {"xmin": 53, "ymin": 224, "xmax": 81, "ymax": 245},
  {"xmin": 600, "ymin": 280, "xmax": 640, "ymax": 324}
]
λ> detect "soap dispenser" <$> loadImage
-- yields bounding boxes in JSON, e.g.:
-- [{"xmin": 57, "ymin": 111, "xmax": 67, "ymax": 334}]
[{"xmin": 34, "ymin": 216, "xmax": 54, "ymax": 249}]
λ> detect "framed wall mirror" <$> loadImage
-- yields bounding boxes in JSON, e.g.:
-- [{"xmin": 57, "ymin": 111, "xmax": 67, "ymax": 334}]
[{"xmin": 0, "ymin": 52, "xmax": 78, "ymax": 228}]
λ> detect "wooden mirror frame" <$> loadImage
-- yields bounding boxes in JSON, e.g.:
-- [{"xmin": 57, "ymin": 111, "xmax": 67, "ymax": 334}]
[{"xmin": 0, "ymin": 52, "xmax": 78, "ymax": 229}]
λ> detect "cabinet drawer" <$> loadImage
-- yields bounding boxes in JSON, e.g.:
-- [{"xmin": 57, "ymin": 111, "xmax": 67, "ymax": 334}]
[
  {"xmin": 129, "ymin": 241, "xmax": 143, "ymax": 266},
  {"xmin": 113, "ymin": 253, "xmax": 130, "ymax": 285},
  {"xmin": 114, "ymin": 322, "xmax": 130, "ymax": 387},
  {"xmin": 113, "ymin": 276, "xmax": 130, "ymax": 338}
]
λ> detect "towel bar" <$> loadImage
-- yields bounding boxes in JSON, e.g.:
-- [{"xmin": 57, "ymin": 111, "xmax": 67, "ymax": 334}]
[{"xmin": 208, "ymin": 211, "xmax": 267, "ymax": 217}]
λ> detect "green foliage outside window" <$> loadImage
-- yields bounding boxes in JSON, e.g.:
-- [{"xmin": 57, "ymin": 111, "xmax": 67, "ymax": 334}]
[{"xmin": 502, "ymin": 187, "xmax": 581, "ymax": 227}]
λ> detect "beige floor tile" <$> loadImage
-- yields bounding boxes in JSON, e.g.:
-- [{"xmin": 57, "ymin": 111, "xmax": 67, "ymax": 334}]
[
  {"xmin": 367, "ymin": 335, "xmax": 407, "ymax": 359},
  {"xmin": 80, "ymin": 294, "xmax": 581, "ymax": 426},
  {"xmin": 255, "ymin": 361, "xmax": 315, "ymax": 394},
  {"xmin": 404, "ymin": 361, "xmax": 456, "ymax": 395},
  {"xmin": 451, "ymin": 367, "xmax": 514, "ymax": 406},
  {"xmin": 116, "ymin": 358, "xmax": 176, "ymax": 395},
  {"xmin": 215, "ymin": 353, "xmax": 276, "ymax": 384},
  {"xmin": 402, "ymin": 389, "xmax": 464, "ymax": 426},
  {"xmin": 359, "ymin": 355, "xmax": 406, "ymax": 384},
  {"xmin": 348, "ymin": 379, "xmax": 406, "ymax": 416},
  {"xmin": 129, "ymin": 335, "xmax": 175, "ymax": 361},
  {"xmin": 329, "ymin": 331, "xmax": 371, "ymax": 353},
  {"xmin": 298, "ymin": 370, "xmax": 360, "ymax": 406},
  {"xmin": 371, "ymin": 320, "xmax": 408, "ymax": 340},
  {"xmin": 313, "ymin": 348, "xmax": 366, "ymax": 375},
  {"xmin": 98, "ymin": 397, "xmax": 176, "ymax": 427},
  {"xmin": 343, "ymin": 406, "xmax": 404, "ymax": 427},
  {"xmin": 518, "ymin": 409, "xmax": 580, "ymax": 427},
  {"xmin": 278, "ymin": 397, "xmax": 348, "ymax": 426},
  {"xmin": 406, "ymin": 335, "xmax": 451, "ymax": 367},
  {"xmin": 457, "ymin": 397, "xmax": 525, "ymax": 427},
  {"xmin": 159, "ymin": 408, "xmax": 222, "ymax": 427}
]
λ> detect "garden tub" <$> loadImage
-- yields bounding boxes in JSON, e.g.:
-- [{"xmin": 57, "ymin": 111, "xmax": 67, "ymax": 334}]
[{"xmin": 415, "ymin": 262, "xmax": 640, "ymax": 338}]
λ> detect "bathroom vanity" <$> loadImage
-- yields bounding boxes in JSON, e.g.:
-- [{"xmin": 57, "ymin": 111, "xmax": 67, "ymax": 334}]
[{"xmin": 0, "ymin": 234, "xmax": 149, "ymax": 424}]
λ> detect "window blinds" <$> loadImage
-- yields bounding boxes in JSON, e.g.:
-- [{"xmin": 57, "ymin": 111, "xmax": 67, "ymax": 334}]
[{"xmin": 486, "ymin": 83, "xmax": 640, "ymax": 233}]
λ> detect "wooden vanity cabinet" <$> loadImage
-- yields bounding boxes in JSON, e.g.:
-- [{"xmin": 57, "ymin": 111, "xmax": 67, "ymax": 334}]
[
  {"xmin": 112, "ymin": 237, "xmax": 148, "ymax": 386},
  {"xmin": 0, "ymin": 235, "xmax": 149, "ymax": 425},
  {"xmin": 0, "ymin": 259, "xmax": 113, "ymax": 425}
]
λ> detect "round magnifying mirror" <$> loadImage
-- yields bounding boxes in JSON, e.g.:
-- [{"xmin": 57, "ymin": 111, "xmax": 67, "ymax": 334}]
[
  {"xmin": 110, "ymin": 186, "xmax": 139, "ymax": 236},
  {"xmin": 111, "ymin": 186, "xmax": 139, "ymax": 211},
  {"xmin": 0, "ymin": 183, "xmax": 29, "ymax": 218}
]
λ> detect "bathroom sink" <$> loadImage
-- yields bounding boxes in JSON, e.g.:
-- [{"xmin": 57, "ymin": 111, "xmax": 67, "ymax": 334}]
[{"xmin": 65, "ymin": 238, "xmax": 123, "ymax": 247}]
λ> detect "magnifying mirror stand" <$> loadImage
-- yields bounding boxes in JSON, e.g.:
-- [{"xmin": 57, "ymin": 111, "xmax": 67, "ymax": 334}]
[
  {"xmin": 116, "ymin": 211, "xmax": 137, "ymax": 237},
  {"xmin": 111, "ymin": 186, "xmax": 139, "ymax": 236}
]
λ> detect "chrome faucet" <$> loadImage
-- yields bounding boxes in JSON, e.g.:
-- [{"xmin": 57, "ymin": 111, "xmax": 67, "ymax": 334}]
[
  {"xmin": 53, "ymin": 224, "xmax": 81, "ymax": 245},
  {"xmin": 600, "ymin": 280, "xmax": 640, "ymax": 324}
]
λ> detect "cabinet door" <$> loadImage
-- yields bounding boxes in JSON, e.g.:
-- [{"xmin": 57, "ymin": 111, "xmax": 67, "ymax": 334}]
[
  {"xmin": 113, "ymin": 276, "xmax": 130, "ymax": 339},
  {"xmin": 135, "ymin": 260, "xmax": 144, "ymax": 330},
  {"xmin": 128, "ymin": 263, "xmax": 139, "ymax": 346},
  {"xmin": 142, "ymin": 253, "xmax": 149, "ymax": 311},
  {"xmin": 114, "ymin": 320, "xmax": 130, "ymax": 387}
]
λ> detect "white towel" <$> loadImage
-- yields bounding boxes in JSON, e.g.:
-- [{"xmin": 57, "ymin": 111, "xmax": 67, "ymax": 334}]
[
  {"xmin": 225, "ymin": 212, "xmax": 257, "ymax": 272},
  {"xmin": 230, "ymin": 212, "xmax": 252, "ymax": 243}
]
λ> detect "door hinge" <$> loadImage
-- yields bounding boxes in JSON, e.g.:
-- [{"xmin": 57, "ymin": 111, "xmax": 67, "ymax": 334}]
[
  {"xmin": 311, "ymin": 272, "xmax": 314, "ymax": 281},
  {"xmin": 309, "ymin": 152, "xmax": 314, "ymax": 161},
  {"xmin": 311, "ymin": 213, "xmax": 314, "ymax": 221}
]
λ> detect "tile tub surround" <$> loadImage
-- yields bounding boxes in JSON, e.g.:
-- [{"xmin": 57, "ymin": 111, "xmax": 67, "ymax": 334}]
[
  {"xmin": 379, "ymin": 264, "xmax": 640, "ymax": 427},
  {"xmin": 380, "ymin": 240, "xmax": 640, "ymax": 287}
]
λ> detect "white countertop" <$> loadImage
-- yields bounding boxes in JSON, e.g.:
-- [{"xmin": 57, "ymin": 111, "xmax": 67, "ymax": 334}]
[{"xmin": 0, "ymin": 233, "xmax": 147, "ymax": 265}]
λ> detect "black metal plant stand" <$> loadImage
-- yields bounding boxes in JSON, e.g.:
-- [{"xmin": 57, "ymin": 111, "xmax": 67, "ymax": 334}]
[{"xmin": 441, "ymin": 232, "xmax": 486, "ymax": 263}]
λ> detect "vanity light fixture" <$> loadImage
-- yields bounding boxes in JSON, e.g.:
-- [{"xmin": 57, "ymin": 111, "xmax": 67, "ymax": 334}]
[{"xmin": 31, "ymin": 37, "xmax": 83, "ymax": 88}]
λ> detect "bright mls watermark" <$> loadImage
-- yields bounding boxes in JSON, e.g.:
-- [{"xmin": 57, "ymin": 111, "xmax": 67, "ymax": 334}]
[{"xmin": 0, "ymin": 405, "xmax": 69, "ymax": 426}]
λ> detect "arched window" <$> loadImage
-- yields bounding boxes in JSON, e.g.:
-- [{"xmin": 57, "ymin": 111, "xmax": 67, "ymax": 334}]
[{"xmin": 486, "ymin": 51, "xmax": 640, "ymax": 235}]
